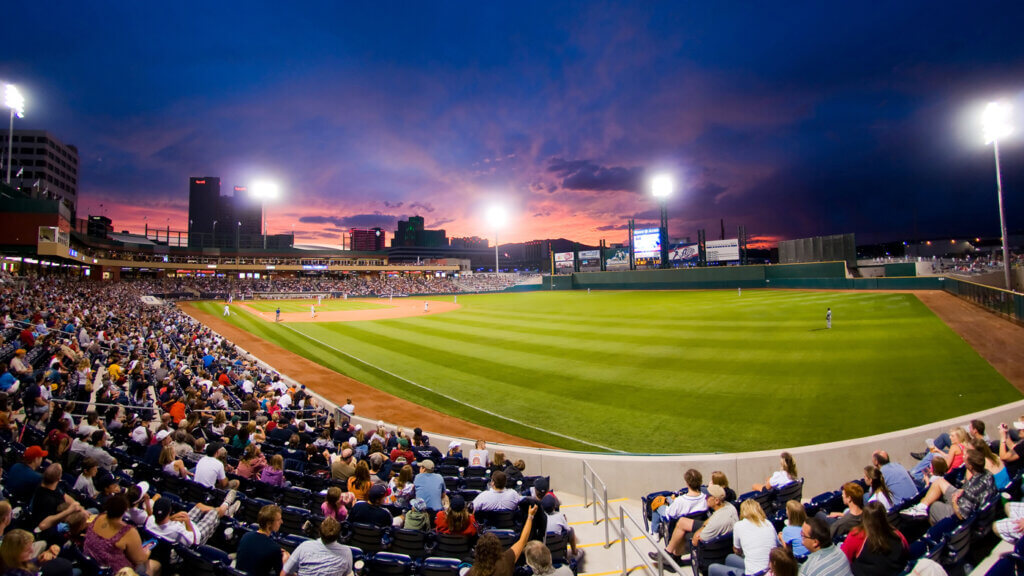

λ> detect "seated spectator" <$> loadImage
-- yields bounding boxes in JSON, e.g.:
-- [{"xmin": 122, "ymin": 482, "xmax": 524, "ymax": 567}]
[
  {"xmin": 320, "ymin": 486, "xmax": 349, "ymax": 523},
  {"xmin": 388, "ymin": 464, "xmax": 415, "ymax": 508},
  {"xmin": 143, "ymin": 431, "xmax": 172, "ymax": 467},
  {"xmin": 329, "ymin": 448, "xmax": 356, "ymax": 484},
  {"xmin": 29, "ymin": 464, "xmax": 85, "ymax": 543},
  {"xmin": 823, "ymin": 483, "xmax": 864, "ymax": 541},
  {"xmin": 769, "ymin": 547, "xmax": 799, "ymax": 576},
  {"xmin": 194, "ymin": 443, "xmax": 234, "ymax": 490},
  {"xmin": 472, "ymin": 470, "xmax": 521, "ymax": 512},
  {"xmin": 488, "ymin": 451, "xmax": 508, "ymax": 476},
  {"xmin": 435, "ymin": 494, "xmax": 477, "ymax": 536},
  {"xmin": 145, "ymin": 492, "xmax": 240, "ymax": 546},
  {"xmin": 910, "ymin": 427, "xmax": 969, "ymax": 484},
  {"xmin": 282, "ymin": 517, "xmax": 353, "ymax": 576},
  {"xmin": 799, "ymin": 517, "xmax": 853, "ymax": 576},
  {"xmin": 465, "ymin": 504, "xmax": 538, "ymax": 576},
  {"xmin": 756, "ymin": 452, "xmax": 798, "ymax": 491},
  {"xmin": 468, "ymin": 439, "xmax": 489, "ymax": 467},
  {"xmin": 84, "ymin": 494, "xmax": 158, "ymax": 576},
  {"xmin": 235, "ymin": 444, "xmax": 267, "ymax": 479},
  {"xmin": 651, "ymin": 468, "xmax": 707, "ymax": 536},
  {"xmin": 236, "ymin": 505, "xmax": 289, "ymax": 576},
  {"xmin": 524, "ymin": 540, "xmax": 573, "ymax": 576},
  {"xmin": 542, "ymin": 494, "xmax": 581, "ymax": 563},
  {"xmin": 971, "ymin": 436, "xmax": 1011, "ymax": 490},
  {"xmin": 651, "ymin": 484, "xmax": 738, "ymax": 568},
  {"xmin": 6, "ymin": 446, "xmax": 47, "ymax": 502},
  {"xmin": 869, "ymin": 451, "xmax": 918, "ymax": 505},
  {"xmin": 74, "ymin": 457, "xmax": 101, "ymax": 499},
  {"xmin": 389, "ymin": 438, "xmax": 414, "ymax": 463},
  {"xmin": 912, "ymin": 449, "xmax": 995, "ymax": 524},
  {"xmin": 259, "ymin": 454, "xmax": 287, "ymax": 487},
  {"xmin": 347, "ymin": 461, "xmax": 373, "ymax": 501},
  {"xmin": 708, "ymin": 500, "xmax": 778, "ymax": 576},
  {"xmin": 779, "ymin": 500, "xmax": 809, "ymax": 557},
  {"xmin": 402, "ymin": 498, "xmax": 431, "ymax": 532},
  {"xmin": 862, "ymin": 467, "xmax": 895, "ymax": 511},
  {"xmin": 0, "ymin": 528, "xmax": 61, "ymax": 575},
  {"xmin": 348, "ymin": 485, "xmax": 392, "ymax": 528},
  {"xmin": 159, "ymin": 445, "xmax": 189, "ymax": 479},
  {"xmin": 839, "ymin": 502, "xmax": 908, "ymax": 576}
]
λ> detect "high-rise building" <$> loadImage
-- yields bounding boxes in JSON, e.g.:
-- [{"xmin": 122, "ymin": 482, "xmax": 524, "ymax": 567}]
[
  {"xmin": 350, "ymin": 228, "xmax": 386, "ymax": 251},
  {"xmin": 450, "ymin": 236, "xmax": 489, "ymax": 249},
  {"xmin": 0, "ymin": 129, "xmax": 80, "ymax": 214},
  {"xmin": 233, "ymin": 186, "xmax": 262, "ymax": 237},
  {"xmin": 392, "ymin": 215, "xmax": 448, "ymax": 248}
]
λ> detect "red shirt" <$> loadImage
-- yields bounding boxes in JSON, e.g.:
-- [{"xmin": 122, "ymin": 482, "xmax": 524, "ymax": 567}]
[{"xmin": 435, "ymin": 511, "xmax": 478, "ymax": 536}]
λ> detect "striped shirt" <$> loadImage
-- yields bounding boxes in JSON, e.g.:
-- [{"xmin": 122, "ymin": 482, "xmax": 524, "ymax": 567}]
[
  {"xmin": 800, "ymin": 545, "xmax": 853, "ymax": 576},
  {"xmin": 282, "ymin": 539, "xmax": 353, "ymax": 576}
]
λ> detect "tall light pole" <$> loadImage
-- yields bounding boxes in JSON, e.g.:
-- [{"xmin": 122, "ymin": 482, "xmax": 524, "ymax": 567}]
[
  {"xmin": 251, "ymin": 181, "xmax": 280, "ymax": 249},
  {"xmin": 983, "ymin": 101, "xmax": 1014, "ymax": 292},
  {"xmin": 212, "ymin": 220, "xmax": 218, "ymax": 248},
  {"xmin": 5, "ymin": 84, "xmax": 25, "ymax": 185},
  {"xmin": 651, "ymin": 174, "xmax": 674, "ymax": 269},
  {"xmin": 486, "ymin": 206, "xmax": 507, "ymax": 273}
]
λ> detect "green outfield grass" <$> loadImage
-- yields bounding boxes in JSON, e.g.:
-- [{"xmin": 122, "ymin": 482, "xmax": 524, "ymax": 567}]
[
  {"xmin": 242, "ymin": 299, "xmax": 390, "ymax": 313},
  {"xmin": 194, "ymin": 290, "xmax": 1020, "ymax": 454}
]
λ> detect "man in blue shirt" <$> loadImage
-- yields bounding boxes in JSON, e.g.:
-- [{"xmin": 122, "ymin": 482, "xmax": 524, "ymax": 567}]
[
  {"xmin": 412, "ymin": 459, "xmax": 445, "ymax": 512},
  {"xmin": 7, "ymin": 446, "xmax": 47, "ymax": 502},
  {"xmin": 872, "ymin": 451, "xmax": 919, "ymax": 505},
  {"xmin": 0, "ymin": 363, "xmax": 17, "ymax": 393}
]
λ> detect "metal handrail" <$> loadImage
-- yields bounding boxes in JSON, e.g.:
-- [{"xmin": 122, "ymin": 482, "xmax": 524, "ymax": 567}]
[
  {"xmin": 614, "ymin": 505, "xmax": 682, "ymax": 576},
  {"xmin": 582, "ymin": 460, "xmax": 612, "ymax": 547}
]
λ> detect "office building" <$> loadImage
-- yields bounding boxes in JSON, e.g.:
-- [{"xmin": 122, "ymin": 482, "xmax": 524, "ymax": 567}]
[
  {"xmin": 350, "ymin": 228, "xmax": 386, "ymax": 251},
  {"xmin": 392, "ymin": 215, "xmax": 448, "ymax": 248},
  {"xmin": 0, "ymin": 129, "xmax": 80, "ymax": 214}
]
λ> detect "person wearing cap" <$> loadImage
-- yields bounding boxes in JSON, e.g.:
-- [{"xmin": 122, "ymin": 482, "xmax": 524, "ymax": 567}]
[
  {"xmin": 412, "ymin": 458, "xmax": 445, "ymax": 512},
  {"xmin": 651, "ymin": 483, "xmax": 738, "ymax": 571},
  {"xmin": 194, "ymin": 443, "xmax": 232, "ymax": 489},
  {"xmin": 472, "ymin": 470, "xmax": 521, "ymax": 513},
  {"xmin": 541, "ymin": 493, "xmax": 582, "ymax": 562},
  {"xmin": 9, "ymin": 349, "xmax": 32, "ymax": 377},
  {"xmin": 411, "ymin": 433, "xmax": 442, "ymax": 463},
  {"xmin": 6, "ymin": 446, "xmax": 48, "ymax": 502},
  {"xmin": 145, "ymin": 489, "xmax": 240, "ymax": 547},
  {"xmin": 402, "ymin": 498, "xmax": 431, "ymax": 532},
  {"xmin": 282, "ymin": 517, "xmax": 354, "ymax": 576},
  {"xmin": 390, "ymin": 437, "xmax": 415, "ymax": 463},
  {"xmin": 465, "ymin": 504, "xmax": 539, "ymax": 576},
  {"xmin": 348, "ymin": 484, "xmax": 392, "ymax": 528},
  {"xmin": 329, "ymin": 448, "xmax": 356, "ymax": 484},
  {"xmin": 435, "ymin": 494, "xmax": 477, "ymax": 536},
  {"xmin": 143, "ymin": 429, "xmax": 173, "ymax": 467}
]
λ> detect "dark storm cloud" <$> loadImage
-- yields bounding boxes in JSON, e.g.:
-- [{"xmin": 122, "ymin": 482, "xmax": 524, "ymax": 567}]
[
  {"xmin": 595, "ymin": 224, "xmax": 630, "ymax": 231},
  {"xmin": 548, "ymin": 158, "xmax": 645, "ymax": 193}
]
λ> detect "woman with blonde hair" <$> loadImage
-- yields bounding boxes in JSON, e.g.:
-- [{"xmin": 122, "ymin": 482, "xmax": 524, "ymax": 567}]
[
  {"xmin": 159, "ymin": 445, "xmax": 189, "ymax": 478},
  {"xmin": 709, "ymin": 500, "xmax": 778, "ymax": 576},
  {"xmin": 524, "ymin": 540, "xmax": 573, "ymax": 575}
]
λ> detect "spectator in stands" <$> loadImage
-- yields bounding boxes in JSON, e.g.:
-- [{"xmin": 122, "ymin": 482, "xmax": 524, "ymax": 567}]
[
  {"xmin": 236, "ymin": 505, "xmax": 289, "ymax": 576},
  {"xmin": 390, "ymin": 437, "xmax": 414, "ymax": 463},
  {"xmin": 282, "ymin": 517, "xmax": 353, "ymax": 576},
  {"xmin": 435, "ymin": 494, "xmax": 477, "ymax": 536},
  {"xmin": 348, "ymin": 485, "xmax": 392, "ymax": 528},
  {"xmin": 918, "ymin": 449, "xmax": 996, "ymax": 524},
  {"xmin": 711, "ymin": 471, "xmax": 737, "ymax": 503},
  {"xmin": 70, "ymin": 429, "xmax": 117, "ymax": 472},
  {"xmin": 0, "ymin": 364, "xmax": 20, "ymax": 395},
  {"xmin": 909, "ymin": 427, "xmax": 969, "ymax": 485},
  {"xmin": 145, "ymin": 492, "xmax": 240, "ymax": 546},
  {"xmin": 9, "ymin": 349, "xmax": 32, "ymax": 377},
  {"xmin": 465, "ymin": 504, "xmax": 538, "ymax": 576},
  {"xmin": 6, "ymin": 446, "xmax": 47, "ymax": 502},
  {"xmin": 158, "ymin": 445, "xmax": 189, "ymax": 479},
  {"xmin": 446, "ymin": 440, "xmax": 465, "ymax": 463},
  {"xmin": 468, "ymin": 439, "xmax": 489, "ymax": 467},
  {"xmin": 541, "ymin": 494, "xmax": 581, "ymax": 563},
  {"xmin": 971, "ymin": 436, "xmax": 1011, "ymax": 490},
  {"xmin": 329, "ymin": 448, "xmax": 356, "ymax": 484},
  {"xmin": 260, "ymin": 454, "xmax": 287, "ymax": 487},
  {"xmin": 839, "ymin": 502, "xmax": 908, "ymax": 576},
  {"xmin": 236, "ymin": 444, "xmax": 267, "ymax": 479},
  {"xmin": 143, "ymin": 430, "xmax": 172, "ymax": 467},
  {"xmin": 29, "ymin": 464, "xmax": 85, "ymax": 542},
  {"xmin": 823, "ymin": 483, "xmax": 864, "ymax": 541},
  {"xmin": 488, "ymin": 451, "xmax": 508, "ymax": 476},
  {"xmin": 411, "ymin": 430, "xmax": 442, "ymax": 463},
  {"xmin": 472, "ymin": 470, "xmax": 521, "ymax": 512},
  {"xmin": 651, "ymin": 484, "xmax": 737, "ymax": 569},
  {"xmin": 769, "ymin": 547, "xmax": 799, "ymax": 576},
  {"xmin": 194, "ymin": 443, "xmax": 233, "ymax": 490},
  {"xmin": 413, "ymin": 459, "xmax": 445, "ymax": 512},
  {"xmin": 708, "ymin": 500, "xmax": 778, "ymax": 576},
  {"xmin": 861, "ymin": 467, "xmax": 894, "ymax": 511},
  {"xmin": 319, "ymin": 487, "xmax": 349, "ymax": 523},
  {"xmin": 756, "ymin": 452, "xmax": 798, "ymax": 491},
  {"xmin": 0, "ymin": 529, "xmax": 47, "ymax": 575},
  {"xmin": 869, "ymin": 451, "xmax": 917, "ymax": 505},
  {"xmin": 524, "ymin": 540, "xmax": 573, "ymax": 576},
  {"xmin": 347, "ymin": 461, "xmax": 373, "ymax": 501},
  {"xmin": 84, "ymin": 494, "xmax": 158, "ymax": 576},
  {"xmin": 389, "ymin": 464, "xmax": 415, "ymax": 508},
  {"xmin": 799, "ymin": 517, "xmax": 852, "ymax": 576},
  {"xmin": 779, "ymin": 501, "xmax": 809, "ymax": 557},
  {"xmin": 402, "ymin": 498, "xmax": 431, "ymax": 532},
  {"xmin": 651, "ymin": 468, "xmax": 707, "ymax": 537},
  {"xmin": 74, "ymin": 457, "xmax": 100, "ymax": 499}
]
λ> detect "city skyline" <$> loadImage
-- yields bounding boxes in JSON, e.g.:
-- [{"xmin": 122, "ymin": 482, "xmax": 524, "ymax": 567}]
[{"xmin": 2, "ymin": 1, "xmax": 1023, "ymax": 248}]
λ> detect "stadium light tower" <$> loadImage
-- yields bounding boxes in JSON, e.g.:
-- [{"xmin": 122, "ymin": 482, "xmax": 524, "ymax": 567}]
[
  {"xmin": 982, "ymin": 101, "xmax": 1013, "ymax": 292},
  {"xmin": 251, "ymin": 181, "xmax": 280, "ymax": 249},
  {"xmin": 651, "ymin": 174, "xmax": 674, "ymax": 269},
  {"xmin": 486, "ymin": 205, "xmax": 507, "ymax": 273},
  {"xmin": 5, "ymin": 84, "xmax": 25, "ymax": 185}
]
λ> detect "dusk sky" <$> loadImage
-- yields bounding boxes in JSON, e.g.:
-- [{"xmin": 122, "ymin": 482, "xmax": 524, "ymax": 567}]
[{"xmin": 3, "ymin": 1, "xmax": 1023, "ymax": 248}]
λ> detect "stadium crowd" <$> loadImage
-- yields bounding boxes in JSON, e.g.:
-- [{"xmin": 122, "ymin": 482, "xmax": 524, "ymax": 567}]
[{"xmin": 0, "ymin": 275, "xmax": 572, "ymax": 576}]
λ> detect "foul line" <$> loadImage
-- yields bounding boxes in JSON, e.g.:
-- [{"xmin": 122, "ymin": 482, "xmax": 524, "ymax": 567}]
[{"xmin": 280, "ymin": 323, "xmax": 622, "ymax": 453}]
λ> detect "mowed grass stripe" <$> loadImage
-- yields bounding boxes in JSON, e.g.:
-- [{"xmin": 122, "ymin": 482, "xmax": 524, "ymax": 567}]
[{"xmin": 189, "ymin": 291, "xmax": 1019, "ymax": 453}]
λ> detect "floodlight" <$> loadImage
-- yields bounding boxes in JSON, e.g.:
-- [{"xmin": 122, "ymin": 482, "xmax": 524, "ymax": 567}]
[
  {"xmin": 4, "ymin": 84, "xmax": 24, "ymax": 118},
  {"xmin": 251, "ymin": 181, "xmax": 280, "ymax": 200},
  {"xmin": 983, "ymin": 101, "xmax": 1012, "ymax": 145},
  {"xmin": 651, "ymin": 174, "xmax": 674, "ymax": 198},
  {"xmin": 486, "ymin": 205, "xmax": 507, "ymax": 228}
]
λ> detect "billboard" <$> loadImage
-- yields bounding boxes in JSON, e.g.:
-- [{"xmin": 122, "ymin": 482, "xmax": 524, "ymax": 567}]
[
  {"xmin": 605, "ymin": 248, "xmax": 630, "ymax": 270},
  {"xmin": 706, "ymin": 238, "xmax": 740, "ymax": 262},
  {"xmin": 633, "ymin": 228, "xmax": 661, "ymax": 258},
  {"xmin": 554, "ymin": 251, "xmax": 575, "ymax": 274},
  {"xmin": 669, "ymin": 243, "xmax": 700, "ymax": 263},
  {"xmin": 578, "ymin": 249, "xmax": 601, "ymax": 272}
]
